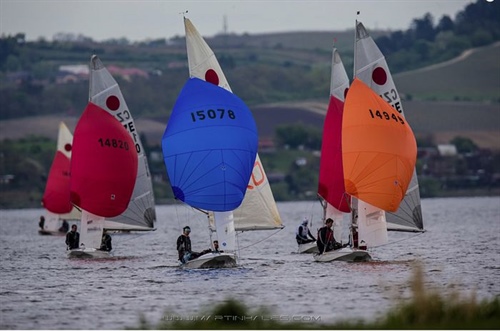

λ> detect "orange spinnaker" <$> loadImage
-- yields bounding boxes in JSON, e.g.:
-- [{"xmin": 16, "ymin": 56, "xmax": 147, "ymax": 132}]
[{"xmin": 342, "ymin": 78, "xmax": 416, "ymax": 212}]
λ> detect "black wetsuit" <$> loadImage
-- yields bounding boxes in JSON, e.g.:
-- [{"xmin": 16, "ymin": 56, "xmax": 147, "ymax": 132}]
[
  {"xmin": 65, "ymin": 230, "xmax": 80, "ymax": 249},
  {"xmin": 100, "ymin": 233, "xmax": 112, "ymax": 251}
]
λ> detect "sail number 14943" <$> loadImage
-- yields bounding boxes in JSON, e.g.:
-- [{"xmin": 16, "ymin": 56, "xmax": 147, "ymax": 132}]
[
  {"xmin": 191, "ymin": 109, "xmax": 236, "ymax": 122},
  {"xmin": 368, "ymin": 109, "xmax": 405, "ymax": 125}
]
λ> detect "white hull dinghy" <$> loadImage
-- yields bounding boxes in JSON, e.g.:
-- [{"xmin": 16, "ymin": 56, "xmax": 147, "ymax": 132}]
[
  {"xmin": 298, "ymin": 242, "xmax": 319, "ymax": 254},
  {"xmin": 313, "ymin": 247, "xmax": 371, "ymax": 262},
  {"xmin": 67, "ymin": 248, "xmax": 111, "ymax": 259},
  {"xmin": 180, "ymin": 252, "xmax": 237, "ymax": 269}
]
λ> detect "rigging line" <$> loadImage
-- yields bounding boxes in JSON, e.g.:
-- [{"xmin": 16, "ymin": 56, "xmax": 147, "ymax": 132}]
[
  {"xmin": 306, "ymin": 200, "xmax": 317, "ymax": 223},
  {"xmin": 113, "ymin": 231, "xmax": 154, "ymax": 244},
  {"xmin": 237, "ymin": 228, "xmax": 285, "ymax": 250},
  {"xmin": 174, "ymin": 200, "xmax": 188, "ymax": 230},
  {"xmin": 235, "ymin": 230, "xmax": 241, "ymax": 258},
  {"xmin": 368, "ymin": 231, "xmax": 425, "ymax": 250}
]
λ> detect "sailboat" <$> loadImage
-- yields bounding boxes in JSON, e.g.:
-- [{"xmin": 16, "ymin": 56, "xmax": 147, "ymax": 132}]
[
  {"xmin": 315, "ymin": 80, "xmax": 417, "ymax": 262},
  {"xmin": 89, "ymin": 55, "xmax": 157, "ymax": 233},
  {"xmin": 353, "ymin": 21, "xmax": 424, "ymax": 234},
  {"xmin": 314, "ymin": 20, "xmax": 424, "ymax": 263},
  {"xmin": 311, "ymin": 46, "xmax": 352, "ymax": 257},
  {"xmin": 67, "ymin": 55, "xmax": 155, "ymax": 258},
  {"xmin": 40, "ymin": 122, "xmax": 81, "ymax": 235},
  {"xmin": 162, "ymin": 18, "xmax": 283, "ymax": 269},
  {"xmin": 162, "ymin": 78, "xmax": 258, "ymax": 269}
]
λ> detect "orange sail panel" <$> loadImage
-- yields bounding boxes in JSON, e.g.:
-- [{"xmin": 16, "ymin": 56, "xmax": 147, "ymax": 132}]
[
  {"xmin": 318, "ymin": 95, "xmax": 350, "ymax": 212},
  {"xmin": 70, "ymin": 102, "xmax": 138, "ymax": 217},
  {"xmin": 42, "ymin": 151, "xmax": 73, "ymax": 214},
  {"xmin": 342, "ymin": 79, "xmax": 416, "ymax": 212}
]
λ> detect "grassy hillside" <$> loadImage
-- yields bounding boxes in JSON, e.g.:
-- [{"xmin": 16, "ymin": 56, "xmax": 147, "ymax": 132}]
[
  {"xmin": 207, "ymin": 29, "xmax": 387, "ymax": 58},
  {"xmin": 1, "ymin": 99, "xmax": 498, "ymax": 151},
  {"xmin": 394, "ymin": 42, "xmax": 500, "ymax": 102},
  {"xmin": 1, "ymin": 33, "xmax": 499, "ymax": 150}
]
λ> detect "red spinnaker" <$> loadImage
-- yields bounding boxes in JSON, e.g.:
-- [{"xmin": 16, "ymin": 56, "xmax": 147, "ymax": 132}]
[
  {"xmin": 42, "ymin": 151, "xmax": 73, "ymax": 214},
  {"xmin": 70, "ymin": 102, "xmax": 138, "ymax": 217},
  {"xmin": 318, "ymin": 95, "xmax": 350, "ymax": 212}
]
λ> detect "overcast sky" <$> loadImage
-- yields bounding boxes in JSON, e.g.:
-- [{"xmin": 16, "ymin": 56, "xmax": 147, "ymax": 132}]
[{"xmin": 1, "ymin": 0, "xmax": 477, "ymax": 42}]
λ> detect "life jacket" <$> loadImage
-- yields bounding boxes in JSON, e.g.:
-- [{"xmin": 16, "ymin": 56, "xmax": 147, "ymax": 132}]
[
  {"xmin": 352, "ymin": 227, "xmax": 359, "ymax": 248},
  {"xmin": 325, "ymin": 227, "xmax": 333, "ymax": 244},
  {"xmin": 295, "ymin": 224, "xmax": 309, "ymax": 239},
  {"xmin": 177, "ymin": 234, "xmax": 191, "ymax": 252},
  {"xmin": 318, "ymin": 226, "xmax": 333, "ymax": 245}
]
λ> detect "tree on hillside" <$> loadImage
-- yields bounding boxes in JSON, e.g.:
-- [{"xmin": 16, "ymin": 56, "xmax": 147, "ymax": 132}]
[
  {"xmin": 436, "ymin": 15, "xmax": 455, "ymax": 33},
  {"xmin": 275, "ymin": 124, "xmax": 321, "ymax": 150},
  {"xmin": 411, "ymin": 13, "xmax": 436, "ymax": 42},
  {"xmin": 0, "ymin": 33, "xmax": 24, "ymax": 70},
  {"xmin": 455, "ymin": 0, "xmax": 500, "ymax": 38},
  {"xmin": 451, "ymin": 136, "xmax": 479, "ymax": 154}
]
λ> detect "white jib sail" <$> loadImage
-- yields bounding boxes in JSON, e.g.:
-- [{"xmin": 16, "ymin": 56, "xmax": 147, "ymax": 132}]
[
  {"xmin": 357, "ymin": 200, "xmax": 388, "ymax": 248},
  {"xmin": 79, "ymin": 210, "xmax": 105, "ymax": 250},
  {"xmin": 213, "ymin": 211, "xmax": 236, "ymax": 252}
]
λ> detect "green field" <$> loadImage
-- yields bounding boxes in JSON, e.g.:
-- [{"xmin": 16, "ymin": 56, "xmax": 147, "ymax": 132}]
[{"xmin": 395, "ymin": 42, "xmax": 500, "ymax": 102}]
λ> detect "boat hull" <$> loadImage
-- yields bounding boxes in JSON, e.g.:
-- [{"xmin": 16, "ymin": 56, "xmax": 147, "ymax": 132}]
[
  {"xmin": 298, "ymin": 242, "xmax": 319, "ymax": 254},
  {"xmin": 38, "ymin": 230, "xmax": 65, "ymax": 236},
  {"xmin": 313, "ymin": 248, "xmax": 371, "ymax": 262},
  {"xmin": 67, "ymin": 248, "xmax": 111, "ymax": 259},
  {"xmin": 180, "ymin": 252, "xmax": 237, "ymax": 269}
]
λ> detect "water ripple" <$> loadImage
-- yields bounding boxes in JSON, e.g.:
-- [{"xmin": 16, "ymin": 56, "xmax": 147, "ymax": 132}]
[{"xmin": 0, "ymin": 197, "xmax": 499, "ymax": 329}]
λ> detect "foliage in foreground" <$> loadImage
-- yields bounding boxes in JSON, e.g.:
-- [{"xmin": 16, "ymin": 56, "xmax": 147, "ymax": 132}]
[
  {"xmin": 371, "ymin": 266, "xmax": 500, "ymax": 330},
  {"xmin": 131, "ymin": 264, "xmax": 500, "ymax": 330}
]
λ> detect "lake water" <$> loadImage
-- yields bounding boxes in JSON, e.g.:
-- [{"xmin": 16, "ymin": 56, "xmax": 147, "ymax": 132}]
[{"xmin": 1, "ymin": 196, "xmax": 499, "ymax": 329}]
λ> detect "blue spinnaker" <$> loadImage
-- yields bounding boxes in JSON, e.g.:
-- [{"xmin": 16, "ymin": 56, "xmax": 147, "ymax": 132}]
[{"xmin": 162, "ymin": 78, "xmax": 258, "ymax": 211}]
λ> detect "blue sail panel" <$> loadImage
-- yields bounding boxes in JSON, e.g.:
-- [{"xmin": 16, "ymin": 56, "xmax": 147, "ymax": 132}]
[{"xmin": 162, "ymin": 78, "xmax": 258, "ymax": 211}]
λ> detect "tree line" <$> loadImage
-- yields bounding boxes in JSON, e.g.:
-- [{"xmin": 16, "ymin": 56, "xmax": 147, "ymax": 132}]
[{"xmin": 0, "ymin": 0, "xmax": 499, "ymax": 121}]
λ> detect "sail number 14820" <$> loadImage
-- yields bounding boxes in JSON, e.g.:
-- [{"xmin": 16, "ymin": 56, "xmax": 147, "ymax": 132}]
[
  {"xmin": 97, "ymin": 138, "xmax": 130, "ymax": 150},
  {"xmin": 191, "ymin": 109, "xmax": 236, "ymax": 122}
]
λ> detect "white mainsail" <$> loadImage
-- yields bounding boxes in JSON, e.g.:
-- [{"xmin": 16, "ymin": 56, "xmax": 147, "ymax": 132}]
[
  {"xmin": 354, "ymin": 20, "xmax": 424, "ymax": 233},
  {"xmin": 184, "ymin": 17, "xmax": 283, "ymax": 236},
  {"xmin": 89, "ymin": 55, "xmax": 157, "ymax": 232}
]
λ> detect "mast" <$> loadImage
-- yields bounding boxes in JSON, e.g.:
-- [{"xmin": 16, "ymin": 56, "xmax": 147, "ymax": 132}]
[
  {"xmin": 88, "ymin": 54, "xmax": 94, "ymax": 102},
  {"xmin": 350, "ymin": 11, "xmax": 361, "ymax": 247},
  {"xmin": 354, "ymin": 11, "xmax": 360, "ymax": 79}
]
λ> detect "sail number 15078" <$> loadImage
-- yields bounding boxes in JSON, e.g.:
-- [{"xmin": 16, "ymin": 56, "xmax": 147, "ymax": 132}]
[{"xmin": 191, "ymin": 109, "xmax": 236, "ymax": 122}]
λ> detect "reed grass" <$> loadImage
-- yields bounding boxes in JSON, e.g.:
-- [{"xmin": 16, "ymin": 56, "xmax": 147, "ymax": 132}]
[
  {"xmin": 372, "ymin": 264, "xmax": 500, "ymax": 329},
  {"xmin": 132, "ymin": 264, "xmax": 500, "ymax": 329}
]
